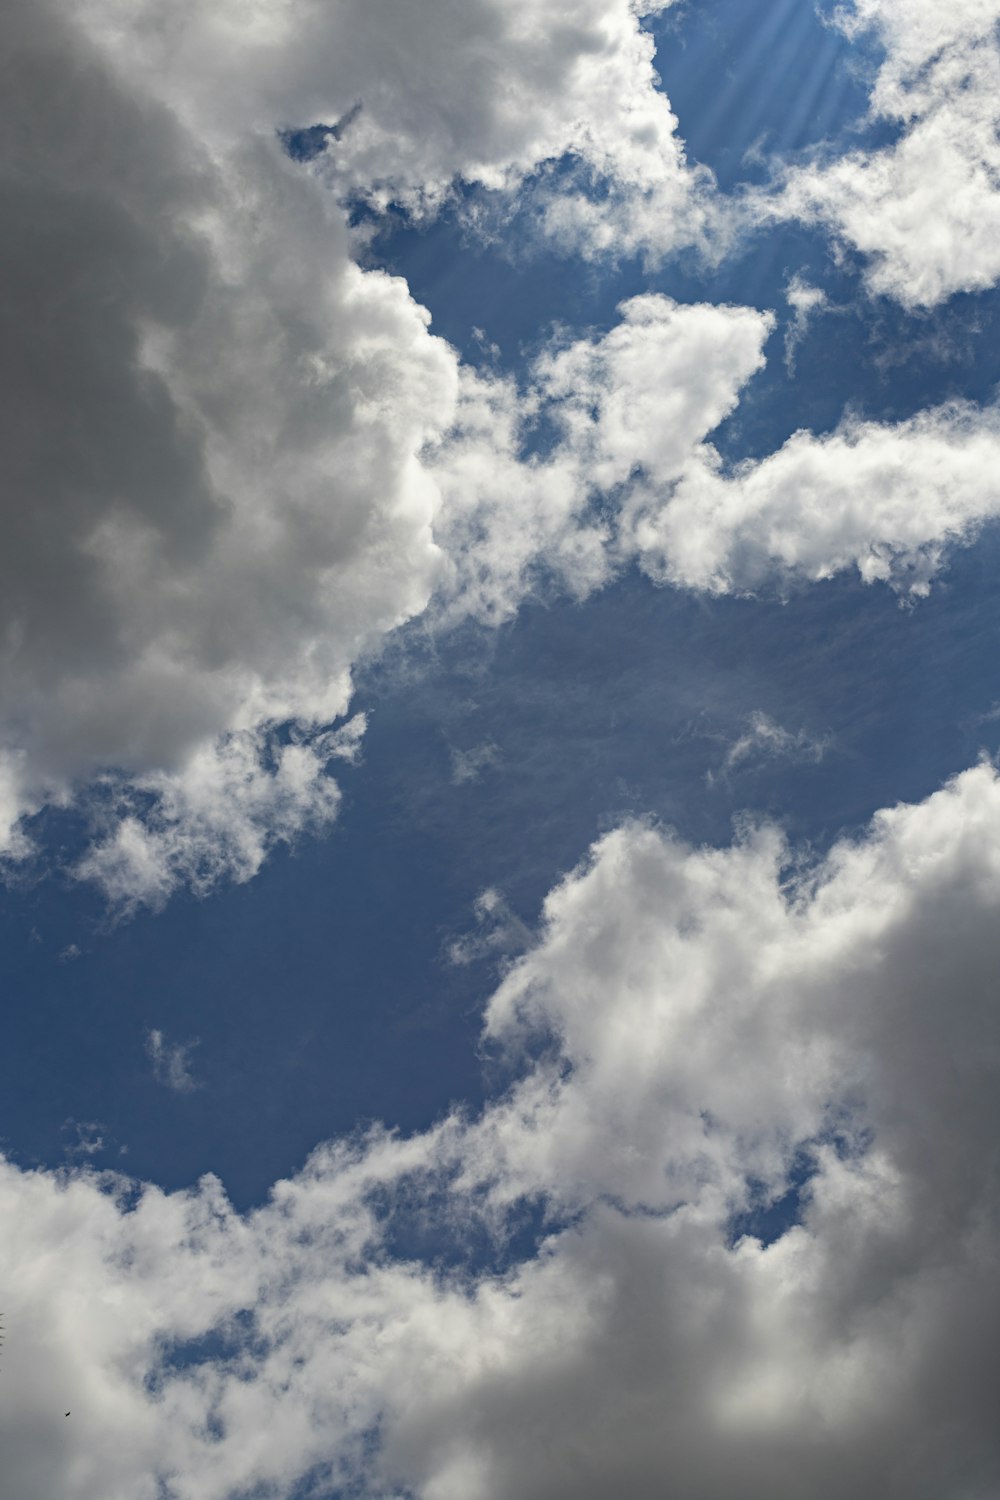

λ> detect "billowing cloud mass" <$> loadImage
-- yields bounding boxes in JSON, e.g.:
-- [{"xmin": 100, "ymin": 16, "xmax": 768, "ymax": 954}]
[
  {"xmin": 79, "ymin": 0, "xmax": 716, "ymax": 259},
  {"xmin": 0, "ymin": 0, "xmax": 457, "ymax": 871},
  {"xmin": 0, "ymin": 0, "xmax": 714, "ymax": 888},
  {"xmin": 626, "ymin": 397, "xmax": 1000, "ymax": 594},
  {"xmin": 4, "ymin": 763, "xmax": 1000, "ymax": 1498},
  {"xmin": 775, "ymin": 0, "xmax": 1000, "ymax": 305}
]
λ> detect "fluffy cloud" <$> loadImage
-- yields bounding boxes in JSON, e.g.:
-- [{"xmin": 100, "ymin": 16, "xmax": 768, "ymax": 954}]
[
  {"xmin": 433, "ymin": 296, "xmax": 1000, "ymax": 612},
  {"xmin": 627, "ymin": 397, "xmax": 1000, "ymax": 595},
  {"xmin": 78, "ymin": 0, "xmax": 716, "ymax": 260},
  {"xmin": 431, "ymin": 293, "xmax": 774, "ymax": 620},
  {"xmin": 0, "ymin": 0, "xmax": 456, "ymax": 869},
  {"xmin": 5, "ymin": 763, "xmax": 1000, "ymax": 1497},
  {"xmin": 7, "ymin": 0, "xmax": 1000, "ymax": 903},
  {"xmin": 0, "ymin": 0, "xmax": 721, "ymax": 892},
  {"xmin": 775, "ymin": 0, "xmax": 1000, "ymax": 304}
]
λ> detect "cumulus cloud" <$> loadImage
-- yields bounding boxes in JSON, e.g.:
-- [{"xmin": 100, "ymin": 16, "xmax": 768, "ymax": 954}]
[
  {"xmin": 628, "ymin": 397, "xmax": 1000, "ymax": 594},
  {"xmin": 431, "ymin": 293, "xmax": 773, "ymax": 620},
  {"xmin": 4, "ymin": 763, "xmax": 1000, "ymax": 1497},
  {"xmin": 76, "ymin": 722, "xmax": 365, "ymax": 911},
  {"xmin": 0, "ymin": 0, "xmax": 455, "ymax": 874},
  {"xmin": 433, "ymin": 294, "xmax": 1000, "ymax": 612},
  {"xmin": 774, "ymin": 0, "xmax": 1000, "ymax": 305},
  {"xmin": 9, "ymin": 0, "xmax": 1000, "ymax": 907},
  {"xmin": 0, "ymin": 0, "xmax": 724, "ymax": 894},
  {"xmin": 78, "ymin": 0, "xmax": 718, "ymax": 262}
]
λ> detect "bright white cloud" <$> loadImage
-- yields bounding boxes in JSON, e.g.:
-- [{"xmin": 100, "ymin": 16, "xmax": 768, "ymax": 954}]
[
  {"xmin": 78, "ymin": 0, "xmax": 717, "ymax": 262},
  {"xmin": 774, "ymin": 0, "xmax": 1000, "ymax": 305},
  {"xmin": 433, "ymin": 296, "xmax": 1000, "ymax": 611},
  {"xmin": 628, "ymin": 398, "xmax": 1000, "ymax": 595},
  {"xmin": 431, "ymin": 294, "xmax": 773, "ymax": 620},
  {"xmin": 4, "ymin": 763, "xmax": 1000, "ymax": 1497}
]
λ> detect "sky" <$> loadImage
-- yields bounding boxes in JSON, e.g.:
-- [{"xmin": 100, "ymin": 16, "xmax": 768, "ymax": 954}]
[{"xmin": 3, "ymin": 0, "xmax": 1000, "ymax": 1495}]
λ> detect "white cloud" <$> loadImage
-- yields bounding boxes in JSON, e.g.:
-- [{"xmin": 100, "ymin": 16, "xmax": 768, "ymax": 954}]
[
  {"xmin": 76, "ymin": 726, "xmax": 357, "ymax": 911},
  {"xmin": 146, "ymin": 1029, "xmax": 200, "ymax": 1094},
  {"xmin": 431, "ymin": 294, "xmax": 773, "ymax": 620},
  {"xmin": 774, "ymin": 0, "xmax": 1000, "ymax": 305},
  {"xmin": 628, "ymin": 398, "xmax": 1000, "ymax": 595},
  {"xmin": 5, "ymin": 763, "xmax": 1000, "ymax": 1496},
  {"xmin": 783, "ymin": 274, "xmax": 829, "ymax": 372},
  {"xmin": 78, "ymin": 0, "xmax": 718, "ymax": 262},
  {"xmin": 9, "ymin": 0, "xmax": 1000, "ymax": 904},
  {"xmin": 0, "ymin": 0, "xmax": 727, "ymax": 894},
  {"xmin": 447, "ymin": 886, "xmax": 534, "ymax": 966},
  {"xmin": 433, "ymin": 295, "xmax": 1000, "ymax": 612}
]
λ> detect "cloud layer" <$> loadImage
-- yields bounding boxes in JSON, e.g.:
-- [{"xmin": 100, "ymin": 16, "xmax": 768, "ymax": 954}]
[
  {"xmin": 5, "ymin": 763, "xmax": 1000, "ymax": 1498},
  {"xmin": 0, "ymin": 0, "xmax": 714, "ymax": 886}
]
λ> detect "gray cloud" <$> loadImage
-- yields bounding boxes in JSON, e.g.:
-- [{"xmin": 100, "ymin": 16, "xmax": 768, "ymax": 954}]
[
  {"xmin": 79, "ymin": 0, "xmax": 717, "ymax": 258},
  {"xmin": 0, "ymin": 0, "xmax": 455, "ymax": 875}
]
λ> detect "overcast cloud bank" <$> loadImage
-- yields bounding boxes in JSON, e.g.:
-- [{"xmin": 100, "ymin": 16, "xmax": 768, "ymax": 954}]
[{"xmin": 4, "ymin": 763, "xmax": 1000, "ymax": 1498}]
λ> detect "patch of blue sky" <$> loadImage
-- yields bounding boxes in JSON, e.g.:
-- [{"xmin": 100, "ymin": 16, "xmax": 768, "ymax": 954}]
[
  {"xmin": 727, "ymin": 1150, "xmax": 819, "ymax": 1249},
  {"xmin": 376, "ymin": 1177, "xmax": 557, "ymax": 1280},
  {"xmin": 651, "ymin": 0, "xmax": 898, "ymax": 192}
]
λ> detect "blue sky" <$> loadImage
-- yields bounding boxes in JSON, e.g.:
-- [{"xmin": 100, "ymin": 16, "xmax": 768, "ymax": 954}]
[{"xmin": 4, "ymin": 2, "xmax": 1000, "ymax": 1497}]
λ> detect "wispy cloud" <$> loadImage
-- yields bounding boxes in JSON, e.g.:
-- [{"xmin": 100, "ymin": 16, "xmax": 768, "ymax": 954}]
[
  {"xmin": 783, "ymin": 274, "xmax": 829, "ymax": 373},
  {"xmin": 449, "ymin": 742, "xmax": 501, "ymax": 786},
  {"xmin": 447, "ymin": 887, "xmax": 534, "ymax": 966},
  {"xmin": 145, "ymin": 1029, "xmax": 200, "ymax": 1094},
  {"xmin": 710, "ymin": 710, "xmax": 831, "ymax": 784}
]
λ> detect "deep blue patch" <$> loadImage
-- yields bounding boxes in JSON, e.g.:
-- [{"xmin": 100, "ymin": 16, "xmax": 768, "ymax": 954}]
[
  {"xmin": 652, "ymin": 0, "xmax": 894, "ymax": 193},
  {"xmin": 728, "ymin": 1151, "xmax": 818, "ymax": 1247},
  {"xmin": 280, "ymin": 123, "xmax": 341, "ymax": 163}
]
